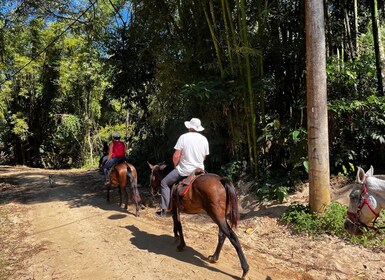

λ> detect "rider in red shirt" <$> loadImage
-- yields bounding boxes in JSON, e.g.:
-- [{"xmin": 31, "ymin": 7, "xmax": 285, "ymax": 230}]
[{"xmin": 103, "ymin": 132, "xmax": 127, "ymax": 184}]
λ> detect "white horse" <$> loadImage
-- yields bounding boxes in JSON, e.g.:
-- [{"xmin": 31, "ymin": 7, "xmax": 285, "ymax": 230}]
[{"xmin": 344, "ymin": 166, "xmax": 385, "ymax": 235}]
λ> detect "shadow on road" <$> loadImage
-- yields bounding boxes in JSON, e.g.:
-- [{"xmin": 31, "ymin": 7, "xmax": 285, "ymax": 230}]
[
  {"xmin": 124, "ymin": 224, "xmax": 241, "ymax": 279},
  {"xmin": 0, "ymin": 166, "xmax": 152, "ymax": 216}
]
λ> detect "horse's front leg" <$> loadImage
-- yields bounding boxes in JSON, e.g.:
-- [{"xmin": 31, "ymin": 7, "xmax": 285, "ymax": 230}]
[
  {"xmin": 106, "ymin": 185, "xmax": 111, "ymax": 202},
  {"xmin": 173, "ymin": 208, "xmax": 185, "ymax": 251},
  {"xmin": 208, "ymin": 228, "xmax": 226, "ymax": 263}
]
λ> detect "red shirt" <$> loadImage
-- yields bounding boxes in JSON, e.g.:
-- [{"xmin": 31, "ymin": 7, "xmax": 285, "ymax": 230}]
[{"xmin": 112, "ymin": 141, "xmax": 126, "ymax": 158}]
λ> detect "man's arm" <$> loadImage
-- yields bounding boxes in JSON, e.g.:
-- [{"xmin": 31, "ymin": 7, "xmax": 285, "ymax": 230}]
[
  {"xmin": 173, "ymin": 149, "xmax": 182, "ymax": 167},
  {"xmin": 107, "ymin": 143, "xmax": 113, "ymax": 160}
]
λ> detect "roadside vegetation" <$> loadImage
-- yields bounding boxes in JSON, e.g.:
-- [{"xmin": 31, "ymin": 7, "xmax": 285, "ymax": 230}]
[{"xmin": 281, "ymin": 201, "xmax": 385, "ymax": 247}]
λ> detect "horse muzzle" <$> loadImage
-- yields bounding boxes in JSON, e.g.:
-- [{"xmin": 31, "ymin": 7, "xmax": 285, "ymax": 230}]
[{"xmin": 344, "ymin": 218, "xmax": 363, "ymax": 236}]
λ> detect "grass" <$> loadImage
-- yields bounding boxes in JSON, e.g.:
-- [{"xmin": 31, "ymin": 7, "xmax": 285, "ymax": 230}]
[{"xmin": 280, "ymin": 201, "xmax": 385, "ymax": 247}]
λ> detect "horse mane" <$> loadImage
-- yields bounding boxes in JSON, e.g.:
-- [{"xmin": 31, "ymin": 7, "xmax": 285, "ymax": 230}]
[{"xmin": 157, "ymin": 162, "xmax": 173, "ymax": 176}]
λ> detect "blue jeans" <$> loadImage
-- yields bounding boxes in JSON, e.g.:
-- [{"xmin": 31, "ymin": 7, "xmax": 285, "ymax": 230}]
[
  {"xmin": 103, "ymin": 157, "xmax": 125, "ymax": 179},
  {"xmin": 160, "ymin": 168, "xmax": 183, "ymax": 210}
]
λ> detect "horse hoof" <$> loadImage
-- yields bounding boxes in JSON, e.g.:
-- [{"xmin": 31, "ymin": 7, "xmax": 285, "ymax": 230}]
[
  {"xmin": 241, "ymin": 271, "xmax": 250, "ymax": 280},
  {"xmin": 208, "ymin": 255, "xmax": 217, "ymax": 263}
]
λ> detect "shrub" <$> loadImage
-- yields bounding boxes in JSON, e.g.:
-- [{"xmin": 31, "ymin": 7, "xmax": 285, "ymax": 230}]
[{"xmin": 281, "ymin": 201, "xmax": 385, "ymax": 247}]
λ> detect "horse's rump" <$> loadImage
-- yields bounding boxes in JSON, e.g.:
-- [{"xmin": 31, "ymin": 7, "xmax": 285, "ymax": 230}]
[
  {"xmin": 176, "ymin": 173, "xmax": 239, "ymax": 228},
  {"xmin": 110, "ymin": 162, "xmax": 141, "ymax": 202}
]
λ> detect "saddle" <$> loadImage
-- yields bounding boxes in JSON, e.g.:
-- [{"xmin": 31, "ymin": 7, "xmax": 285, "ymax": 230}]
[{"xmin": 169, "ymin": 168, "xmax": 206, "ymax": 210}]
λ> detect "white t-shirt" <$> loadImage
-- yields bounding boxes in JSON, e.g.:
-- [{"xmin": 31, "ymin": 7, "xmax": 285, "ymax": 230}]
[{"xmin": 174, "ymin": 132, "xmax": 209, "ymax": 176}]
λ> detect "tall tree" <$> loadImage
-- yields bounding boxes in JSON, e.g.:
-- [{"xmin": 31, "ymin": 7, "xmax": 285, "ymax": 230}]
[
  {"xmin": 371, "ymin": 0, "xmax": 385, "ymax": 95},
  {"xmin": 305, "ymin": 0, "xmax": 331, "ymax": 213}
]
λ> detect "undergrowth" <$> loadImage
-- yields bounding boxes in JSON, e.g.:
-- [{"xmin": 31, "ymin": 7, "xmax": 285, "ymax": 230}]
[{"xmin": 281, "ymin": 201, "xmax": 385, "ymax": 247}]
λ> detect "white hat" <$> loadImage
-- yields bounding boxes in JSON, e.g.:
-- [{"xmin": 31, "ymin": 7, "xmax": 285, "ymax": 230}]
[
  {"xmin": 184, "ymin": 118, "xmax": 204, "ymax": 132},
  {"xmin": 112, "ymin": 131, "xmax": 121, "ymax": 139}
]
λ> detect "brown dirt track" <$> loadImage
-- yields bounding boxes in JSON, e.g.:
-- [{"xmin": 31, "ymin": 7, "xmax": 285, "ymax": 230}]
[{"xmin": 1, "ymin": 165, "xmax": 385, "ymax": 280}]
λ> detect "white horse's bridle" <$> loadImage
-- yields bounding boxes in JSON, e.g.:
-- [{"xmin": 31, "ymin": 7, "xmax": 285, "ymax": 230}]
[{"xmin": 346, "ymin": 181, "xmax": 381, "ymax": 232}]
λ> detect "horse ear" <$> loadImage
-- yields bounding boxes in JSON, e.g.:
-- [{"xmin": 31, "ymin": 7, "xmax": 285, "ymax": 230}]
[
  {"xmin": 366, "ymin": 165, "xmax": 374, "ymax": 177},
  {"xmin": 356, "ymin": 167, "xmax": 366, "ymax": 184},
  {"xmin": 147, "ymin": 162, "xmax": 154, "ymax": 170}
]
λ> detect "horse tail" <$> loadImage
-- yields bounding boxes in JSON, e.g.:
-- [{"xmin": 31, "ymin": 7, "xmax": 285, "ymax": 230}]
[
  {"xmin": 220, "ymin": 178, "xmax": 239, "ymax": 228},
  {"xmin": 127, "ymin": 166, "xmax": 141, "ymax": 204}
]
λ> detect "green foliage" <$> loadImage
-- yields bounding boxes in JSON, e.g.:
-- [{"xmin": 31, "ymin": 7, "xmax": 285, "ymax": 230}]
[
  {"xmin": 253, "ymin": 183, "xmax": 289, "ymax": 203},
  {"xmin": 219, "ymin": 160, "xmax": 246, "ymax": 182},
  {"xmin": 252, "ymin": 169, "xmax": 292, "ymax": 203},
  {"xmin": 328, "ymin": 94, "xmax": 385, "ymax": 173},
  {"xmin": 281, "ymin": 202, "xmax": 385, "ymax": 247},
  {"xmin": 287, "ymin": 128, "xmax": 308, "ymax": 173},
  {"xmin": 0, "ymin": 0, "xmax": 384, "ymax": 182},
  {"xmin": 10, "ymin": 114, "xmax": 30, "ymax": 141}
]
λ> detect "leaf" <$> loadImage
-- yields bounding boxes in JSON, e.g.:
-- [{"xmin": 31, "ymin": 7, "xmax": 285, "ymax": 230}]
[{"xmin": 245, "ymin": 227, "xmax": 256, "ymax": 234}]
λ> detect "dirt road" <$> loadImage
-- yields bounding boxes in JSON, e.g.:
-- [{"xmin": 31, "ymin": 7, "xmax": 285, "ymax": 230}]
[{"xmin": 1, "ymin": 165, "xmax": 385, "ymax": 280}]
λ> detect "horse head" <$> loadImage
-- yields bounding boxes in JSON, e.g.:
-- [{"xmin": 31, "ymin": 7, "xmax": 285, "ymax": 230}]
[
  {"xmin": 344, "ymin": 166, "xmax": 385, "ymax": 235},
  {"xmin": 147, "ymin": 162, "xmax": 169, "ymax": 196}
]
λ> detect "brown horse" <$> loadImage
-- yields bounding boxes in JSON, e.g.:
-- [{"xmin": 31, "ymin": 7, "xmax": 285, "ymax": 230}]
[
  {"xmin": 148, "ymin": 162, "xmax": 249, "ymax": 280},
  {"xmin": 107, "ymin": 162, "xmax": 141, "ymax": 216}
]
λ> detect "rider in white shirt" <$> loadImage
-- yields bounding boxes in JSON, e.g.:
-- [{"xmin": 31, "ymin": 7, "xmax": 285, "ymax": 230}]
[{"xmin": 156, "ymin": 118, "xmax": 209, "ymax": 217}]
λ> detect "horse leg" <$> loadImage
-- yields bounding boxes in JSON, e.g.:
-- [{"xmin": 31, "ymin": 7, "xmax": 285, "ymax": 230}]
[
  {"xmin": 106, "ymin": 185, "xmax": 111, "ymax": 202},
  {"xmin": 215, "ymin": 220, "xmax": 249, "ymax": 280},
  {"xmin": 173, "ymin": 208, "xmax": 185, "ymax": 251},
  {"xmin": 118, "ymin": 187, "xmax": 123, "ymax": 208},
  {"xmin": 133, "ymin": 187, "xmax": 140, "ymax": 217},
  {"xmin": 172, "ymin": 211, "xmax": 180, "ymax": 242},
  {"xmin": 208, "ymin": 229, "xmax": 226, "ymax": 263},
  {"xmin": 124, "ymin": 186, "xmax": 129, "ymax": 210},
  {"xmin": 127, "ymin": 170, "xmax": 140, "ymax": 216}
]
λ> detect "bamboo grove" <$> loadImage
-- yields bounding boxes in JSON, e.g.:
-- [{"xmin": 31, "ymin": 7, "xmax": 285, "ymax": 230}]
[{"xmin": 1, "ymin": 0, "xmax": 385, "ymax": 189}]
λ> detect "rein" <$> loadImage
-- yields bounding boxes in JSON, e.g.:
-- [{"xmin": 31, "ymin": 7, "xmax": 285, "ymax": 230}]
[{"xmin": 346, "ymin": 182, "xmax": 383, "ymax": 232}]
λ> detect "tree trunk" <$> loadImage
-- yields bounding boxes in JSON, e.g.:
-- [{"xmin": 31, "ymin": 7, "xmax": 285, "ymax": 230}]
[
  {"xmin": 202, "ymin": 0, "xmax": 224, "ymax": 79},
  {"xmin": 305, "ymin": 0, "xmax": 331, "ymax": 213},
  {"xmin": 343, "ymin": 0, "xmax": 354, "ymax": 61},
  {"xmin": 240, "ymin": 0, "xmax": 258, "ymax": 175},
  {"xmin": 354, "ymin": 0, "xmax": 359, "ymax": 56},
  {"xmin": 371, "ymin": 0, "xmax": 385, "ymax": 95}
]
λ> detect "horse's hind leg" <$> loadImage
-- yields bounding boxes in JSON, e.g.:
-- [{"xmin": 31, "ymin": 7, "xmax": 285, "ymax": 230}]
[
  {"xmin": 215, "ymin": 220, "xmax": 249, "ymax": 280},
  {"xmin": 127, "ymin": 171, "xmax": 139, "ymax": 216},
  {"xmin": 208, "ymin": 229, "xmax": 226, "ymax": 263},
  {"xmin": 123, "ymin": 186, "xmax": 129, "ymax": 210},
  {"xmin": 118, "ymin": 187, "xmax": 123, "ymax": 207}
]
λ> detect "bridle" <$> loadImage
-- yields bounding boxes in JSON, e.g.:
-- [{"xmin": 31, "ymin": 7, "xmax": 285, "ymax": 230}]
[{"xmin": 346, "ymin": 180, "xmax": 381, "ymax": 232}]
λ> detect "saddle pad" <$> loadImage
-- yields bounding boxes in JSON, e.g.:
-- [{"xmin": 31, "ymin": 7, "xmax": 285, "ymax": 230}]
[
  {"xmin": 178, "ymin": 182, "xmax": 192, "ymax": 197},
  {"xmin": 176, "ymin": 168, "xmax": 206, "ymax": 197}
]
